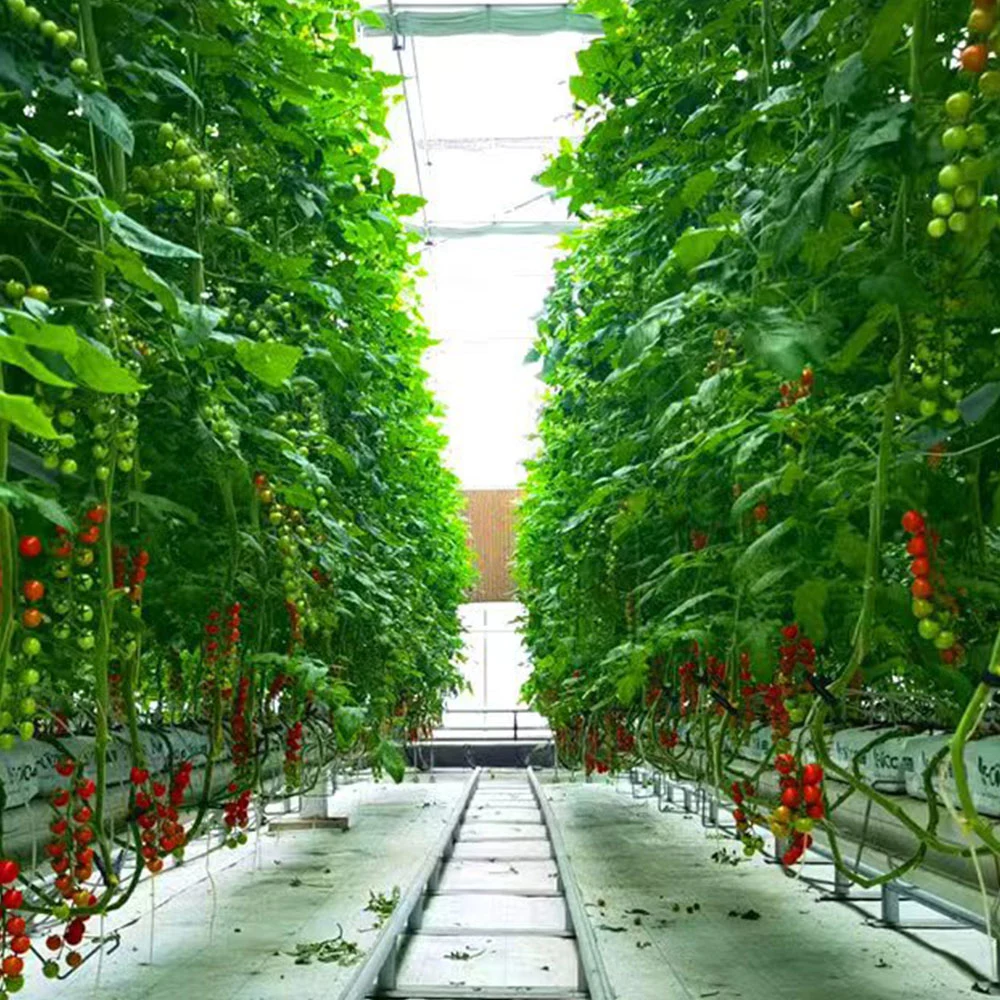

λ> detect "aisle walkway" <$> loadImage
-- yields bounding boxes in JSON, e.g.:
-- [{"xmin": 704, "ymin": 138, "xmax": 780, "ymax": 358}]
[
  {"xmin": 390, "ymin": 772, "xmax": 586, "ymax": 998},
  {"xmin": 541, "ymin": 776, "xmax": 976, "ymax": 1000}
]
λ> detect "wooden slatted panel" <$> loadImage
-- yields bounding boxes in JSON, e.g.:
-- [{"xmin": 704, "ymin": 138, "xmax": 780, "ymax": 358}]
[{"xmin": 464, "ymin": 489, "xmax": 520, "ymax": 602}]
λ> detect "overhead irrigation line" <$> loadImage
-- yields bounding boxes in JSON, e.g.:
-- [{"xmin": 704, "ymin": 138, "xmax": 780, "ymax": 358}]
[{"xmin": 362, "ymin": 3, "xmax": 604, "ymax": 38}]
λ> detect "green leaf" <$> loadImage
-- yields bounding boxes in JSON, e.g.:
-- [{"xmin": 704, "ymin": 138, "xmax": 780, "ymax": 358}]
[
  {"xmin": 680, "ymin": 169, "xmax": 716, "ymax": 209},
  {"xmin": 0, "ymin": 335, "xmax": 74, "ymax": 386},
  {"xmin": 0, "ymin": 482, "xmax": 72, "ymax": 528},
  {"xmin": 234, "ymin": 341, "xmax": 302, "ymax": 387},
  {"xmin": 3, "ymin": 313, "xmax": 79, "ymax": 356},
  {"xmin": 793, "ymin": 579, "xmax": 829, "ymax": 643},
  {"xmin": 126, "ymin": 491, "xmax": 199, "ymax": 525},
  {"xmin": 0, "ymin": 393, "xmax": 58, "ymax": 438},
  {"xmin": 734, "ymin": 518, "xmax": 797, "ymax": 580},
  {"xmin": 374, "ymin": 740, "xmax": 406, "ymax": 783},
  {"xmin": 104, "ymin": 243, "xmax": 180, "ymax": 319},
  {"xmin": 104, "ymin": 209, "xmax": 200, "ymax": 260},
  {"xmin": 862, "ymin": 0, "xmax": 920, "ymax": 67},
  {"xmin": 67, "ymin": 339, "xmax": 144, "ymax": 394},
  {"xmin": 668, "ymin": 227, "xmax": 728, "ymax": 272},
  {"xmin": 824, "ymin": 52, "xmax": 865, "ymax": 106},
  {"xmin": 80, "ymin": 92, "xmax": 135, "ymax": 156},
  {"xmin": 782, "ymin": 9, "xmax": 826, "ymax": 51}
]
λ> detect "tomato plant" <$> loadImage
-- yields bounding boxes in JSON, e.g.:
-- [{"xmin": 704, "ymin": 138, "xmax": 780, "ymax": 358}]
[
  {"xmin": 518, "ymin": 0, "xmax": 1000, "ymax": 879},
  {"xmin": 0, "ymin": 0, "xmax": 472, "ymax": 986}
]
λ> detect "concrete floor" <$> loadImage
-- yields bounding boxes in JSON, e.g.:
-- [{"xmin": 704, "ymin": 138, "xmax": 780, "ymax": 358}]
[
  {"xmin": 18, "ymin": 770, "xmax": 990, "ymax": 999},
  {"xmin": 24, "ymin": 775, "xmax": 467, "ymax": 1000},
  {"xmin": 541, "ymin": 775, "xmax": 983, "ymax": 1000}
]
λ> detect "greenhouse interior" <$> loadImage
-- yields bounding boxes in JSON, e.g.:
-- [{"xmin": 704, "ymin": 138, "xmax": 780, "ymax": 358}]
[{"xmin": 4, "ymin": 0, "xmax": 1000, "ymax": 997}]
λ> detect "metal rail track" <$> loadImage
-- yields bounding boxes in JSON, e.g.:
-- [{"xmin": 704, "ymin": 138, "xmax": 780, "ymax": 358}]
[{"xmin": 337, "ymin": 766, "xmax": 614, "ymax": 1000}]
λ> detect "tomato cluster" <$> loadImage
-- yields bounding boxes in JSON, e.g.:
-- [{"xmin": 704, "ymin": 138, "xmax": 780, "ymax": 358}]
[
  {"xmin": 928, "ymin": 1, "xmax": 998, "ymax": 238},
  {"xmin": 777, "ymin": 366, "xmax": 814, "ymax": 409},
  {"xmin": 772, "ymin": 757, "xmax": 825, "ymax": 866},
  {"xmin": 902, "ymin": 510, "xmax": 963, "ymax": 663},
  {"xmin": 131, "ymin": 762, "xmax": 191, "ymax": 873},
  {"xmin": 284, "ymin": 721, "xmax": 304, "ymax": 790}
]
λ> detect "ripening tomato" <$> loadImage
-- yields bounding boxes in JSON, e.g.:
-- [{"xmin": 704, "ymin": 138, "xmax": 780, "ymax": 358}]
[
  {"xmin": 752, "ymin": 503, "xmax": 768, "ymax": 522},
  {"xmin": 21, "ymin": 608, "xmax": 42, "ymax": 629},
  {"xmin": 911, "ymin": 578, "xmax": 934, "ymax": 600},
  {"xmin": 22, "ymin": 579, "xmax": 44, "ymax": 602},
  {"xmin": 961, "ymin": 44, "xmax": 989, "ymax": 73},
  {"xmin": 2, "ymin": 955, "xmax": 23, "ymax": 976}
]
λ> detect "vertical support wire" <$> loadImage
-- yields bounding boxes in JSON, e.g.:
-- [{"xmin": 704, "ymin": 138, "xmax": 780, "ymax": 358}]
[{"xmin": 386, "ymin": 0, "xmax": 430, "ymax": 239}]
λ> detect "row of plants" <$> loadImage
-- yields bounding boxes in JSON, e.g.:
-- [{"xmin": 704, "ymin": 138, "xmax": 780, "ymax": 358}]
[
  {"xmin": 0, "ymin": 0, "xmax": 471, "ymax": 988},
  {"xmin": 517, "ymin": 0, "xmax": 1000, "ymax": 881}
]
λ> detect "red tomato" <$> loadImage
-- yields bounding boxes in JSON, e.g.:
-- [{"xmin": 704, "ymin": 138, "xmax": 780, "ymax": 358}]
[
  {"xmin": 0, "ymin": 859, "xmax": 19, "ymax": 884},
  {"xmin": 909, "ymin": 557, "xmax": 930, "ymax": 578},
  {"xmin": 906, "ymin": 535, "xmax": 928, "ymax": 556},
  {"xmin": 17, "ymin": 535, "xmax": 42, "ymax": 558},
  {"xmin": 781, "ymin": 786, "xmax": 801, "ymax": 808},
  {"xmin": 5, "ymin": 916, "xmax": 25, "ymax": 937},
  {"xmin": 801, "ymin": 763, "xmax": 824, "ymax": 785},
  {"xmin": 900, "ymin": 510, "xmax": 925, "ymax": 534}
]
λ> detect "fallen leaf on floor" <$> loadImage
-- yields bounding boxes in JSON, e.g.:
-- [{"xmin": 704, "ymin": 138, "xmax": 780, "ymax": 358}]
[
  {"xmin": 597, "ymin": 924, "xmax": 627, "ymax": 932},
  {"xmin": 875, "ymin": 958, "xmax": 891, "ymax": 969},
  {"xmin": 625, "ymin": 907, "xmax": 650, "ymax": 915},
  {"xmin": 637, "ymin": 941, "xmax": 652, "ymax": 949},
  {"xmin": 446, "ymin": 947, "xmax": 486, "ymax": 961}
]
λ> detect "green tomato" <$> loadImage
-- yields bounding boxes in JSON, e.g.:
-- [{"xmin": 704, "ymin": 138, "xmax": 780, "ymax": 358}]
[
  {"xmin": 18, "ymin": 722, "xmax": 33, "ymax": 742},
  {"xmin": 932, "ymin": 192, "xmax": 955, "ymax": 216},
  {"xmin": 0, "ymin": 735, "xmax": 15, "ymax": 752},
  {"xmin": 158, "ymin": 122, "xmax": 175, "ymax": 144},
  {"xmin": 7, "ymin": 974, "xmax": 25, "ymax": 993},
  {"xmin": 77, "ymin": 632, "xmax": 95, "ymax": 651},
  {"xmin": 0, "ymin": 712, "xmax": 11, "ymax": 729},
  {"xmin": 921, "ymin": 372, "xmax": 942, "ymax": 390},
  {"xmin": 42, "ymin": 453, "xmax": 59, "ymax": 470},
  {"xmin": 20, "ymin": 669, "xmax": 39, "ymax": 687},
  {"xmin": 938, "ymin": 164, "xmax": 963, "ymax": 189},
  {"xmin": 54, "ymin": 28, "xmax": 76, "ymax": 48},
  {"xmin": 955, "ymin": 183, "xmax": 978, "ymax": 209},
  {"xmin": 174, "ymin": 138, "xmax": 192, "ymax": 157},
  {"xmin": 942, "ymin": 126, "xmax": 969, "ymax": 152},
  {"xmin": 942, "ymin": 408, "xmax": 961, "ymax": 424},
  {"xmin": 42, "ymin": 962, "xmax": 59, "ymax": 980},
  {"xmin": 21, "ymin": 637, "xmax": 40, "ymax": 657},
  {"xmin": 918, "ymin": 618, "xmax": 941, "ymax": 640},
  {"xmin": 21, "ymin": 5, "xmax": 40, "ymax": 27},
  {"xmin": 927, "ymin": 217, "xmax": 948, "ymax": 239},
  {"xmin": 77, "ymin": 605, "xmax": 94, "ymax": 623},
  {"xmin": 18, "ymin": 697, "xmax": 34, "ymax": 716},
  {"xmin": 69, "ymin": 56, "xmax": 88, "ymax": 76},
  {"xmin": 949, "ymin": 211, "xmax": 968, "ymax": 233},
  {"xmin": 912, "ymin": 598, "xmax": 934, "ymax": 619},
  {"xmin": 95, "ymin": 465, "xmax": 111, "ymax": 482},
  {"xmin": 59, "ymin": 458, "xmax": 78, "ymax": 476},
  {"xmin": 25, "ymin": 283, "xmax": 49, "ymax": 302},
  {"xmin": 52, "ymin": 904, "xmax": 70, "ymax": 921},
  {"xmin": 117, "ymin": 456, "xmax": 134, "ymax": 473},
  {"xmin": 981, "ymin": 69, "xmax": 1000, "ymax": 98},
  {"xmin": 6, "ymin": 0, "xmax": 27, "ymax": 15},
  {"xmin": 39, "ymin": 19, "xmax": 57, "ymax": 39},
  {"xmin": 57, "ymin": 410, "xmax": 75, "ymax": 427},
  {"xmin": 934, "ymin": 630, "xmax": 956, "ymax": 650},
  {"xmin": 945, "ymin": 91, "xmax": 973, "ymax": 120},
  {"xmin": 967, "ymin": 123, "xmax": 987, "ymax": 149},
  {"xmin": 212, "ymin": 191, "xmax": 227, "ymax": 210},
  {"xmin": 919, "ymin": 398, "xmax": 939, "ymax": 417}
]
